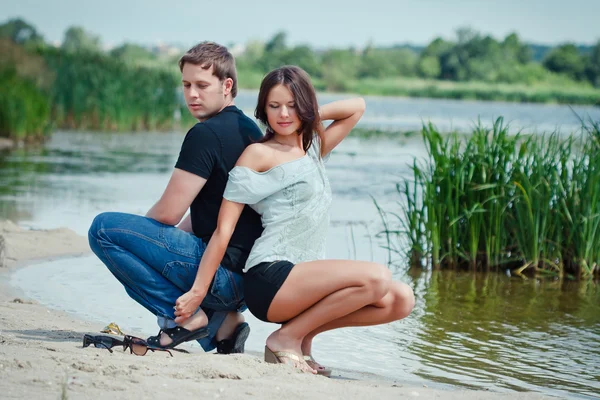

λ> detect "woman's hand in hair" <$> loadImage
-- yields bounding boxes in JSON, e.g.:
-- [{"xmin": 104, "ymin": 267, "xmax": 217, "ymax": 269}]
[{"xmin": 319, "ymin": 97, "xmax": 366, "ymax": 156}]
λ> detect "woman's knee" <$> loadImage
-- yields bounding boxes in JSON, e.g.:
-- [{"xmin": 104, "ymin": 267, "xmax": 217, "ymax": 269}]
[
  {"xmin": 390, "ymin": 282, "xmax": 415, "ymax": 320},
  {"xmin": 363, "ymin": 263, "xmax": 392, "ymax": 302}
]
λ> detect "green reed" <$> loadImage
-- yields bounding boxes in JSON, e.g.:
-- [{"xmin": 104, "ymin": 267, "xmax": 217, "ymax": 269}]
[
  {"xmin": 0, "ymin": 68, "xmax": 51, "ymax": 140},
  {"xmin": 381, "ymin": 118, "xmax": 599, "ymax": 278},
  {"xmin": 40, "ymin": 48, "xmax": 180, "ymax": 132}
]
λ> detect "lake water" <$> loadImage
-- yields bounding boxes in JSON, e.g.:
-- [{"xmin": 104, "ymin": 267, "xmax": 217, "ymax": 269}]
[{"xmin": 3, "ymin": 95, "xmax": 600, "ymax": 399}]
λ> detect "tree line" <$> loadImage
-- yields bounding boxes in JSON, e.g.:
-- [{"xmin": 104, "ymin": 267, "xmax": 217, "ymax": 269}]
[
  {"xmin": 1, "ymin": 18, "xmax": 599, "ymax": 139},
  {"xmin": 237, "ymin": 30, "xmax": 600, "ymax": 91}
]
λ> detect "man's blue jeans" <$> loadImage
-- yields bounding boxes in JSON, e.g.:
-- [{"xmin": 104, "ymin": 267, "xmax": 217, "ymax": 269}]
[{"xmin": 88, "ymin": 212, "xmax": 245, "ymax": 351}]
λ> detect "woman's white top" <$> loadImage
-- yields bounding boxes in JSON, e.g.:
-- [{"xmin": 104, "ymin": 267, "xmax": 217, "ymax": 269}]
[{"xmin": 223, "ymin": 138, "xmax": 331, "ymax": 272}]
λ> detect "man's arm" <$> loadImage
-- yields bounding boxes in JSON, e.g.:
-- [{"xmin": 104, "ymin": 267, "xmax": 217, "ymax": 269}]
[{"xmin": 146, "ymin": 168, "xmax": 207, "ymax": 226}]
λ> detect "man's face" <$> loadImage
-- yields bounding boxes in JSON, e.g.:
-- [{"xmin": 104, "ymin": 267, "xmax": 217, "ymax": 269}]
[{"xmin": 181, "ymin": 63, "xmax": 229, "ymax": 121}]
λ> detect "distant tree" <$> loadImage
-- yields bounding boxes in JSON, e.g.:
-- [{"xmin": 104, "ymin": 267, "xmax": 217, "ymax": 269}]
[
  {"xmin": 433, "ymin": 29, "xmax": 532, "ymax": 82},
  {"xmin": 321, "ymin": 49, "xmax": 360, "ymax": 91},
  {"xmin": 358, "ymin": 45, "xmax": 396, "ymax": 78},
  {"xmin": 419, "ymin": 37, "xmax": 453, "ymax": 79},
  {"xmin": 386, "ymin": 48, "xmax": 418, "ymax": 77},
  {"xmin": 421, "ymin": 37, "xmax": 453, "ymax": 59},
  {"xmin": 62, "ymin": 26, "xmax": 102, "ymax": 53},
  {"xmin": 417, "ymin": 56, "xmax": 441, "ymax": 79},
  {"xmin": 260, "ymin": 31, "xmax": 288, "ymax": 71},
  {"xmin": 242, "ymin": 40, "xmax": 264, "ymax": 64},
  {"xmin": 0, "ymin": 18, "xmax": 44, "ymax": 47},
  {"xmin": 265, "ymin": 31, "xmax": 287, "ymax": 54},
  {"xmin": 110, "ymin": 43, "xmax": 155, "ymax": 61},
  {"xmin": 236, "ymin": 40, "xmax": 265, "ymax": 72},
  {"xmin": 280, "ymin": 45, "xmax": 321, "ymax": 77},
  {"xmin": 543, "ymin": 44, "xmax": 585, "ymax": 80},
  {"xmin": 583, "ymin": 40, "xmax": 600, "ymax": 87},
  {"xmin": 502, "ymin": 32, "xmax": 531, "ymax": 64}
]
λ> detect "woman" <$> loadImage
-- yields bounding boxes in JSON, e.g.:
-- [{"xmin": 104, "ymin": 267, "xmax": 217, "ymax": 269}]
[{"xmin": 174, "ymin": 66, "xmax": 415, "ymax": 374}]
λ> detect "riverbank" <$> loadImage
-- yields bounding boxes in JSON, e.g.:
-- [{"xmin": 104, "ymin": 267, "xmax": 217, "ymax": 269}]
[
  {"xmin": 0, "ymin": 221, "xmax": 554, "ymax": 399},
  {"xmin": 237, "ymin": 70, "xmax": 600, "ymax": 107}
]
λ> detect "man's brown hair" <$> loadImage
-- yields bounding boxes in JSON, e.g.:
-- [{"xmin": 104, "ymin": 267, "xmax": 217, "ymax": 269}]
[{"xmin": 179, "ymin": 41, "xmax": 238, "ymax": 98}]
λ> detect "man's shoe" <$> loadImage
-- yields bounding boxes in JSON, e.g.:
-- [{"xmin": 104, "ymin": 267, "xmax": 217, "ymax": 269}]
[
  {"xmin": 146, "ymin": 326, "xmax": 209, "ymax": 349},
  {"xmin": 216, "ymin": 322, "xmax": 250, "ymax": 354}
]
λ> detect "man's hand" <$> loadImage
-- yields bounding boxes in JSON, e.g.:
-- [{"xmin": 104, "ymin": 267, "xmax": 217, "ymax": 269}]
[{"xmin": 174, "ymin": 289, "xmax": 206, "ymax": 324}]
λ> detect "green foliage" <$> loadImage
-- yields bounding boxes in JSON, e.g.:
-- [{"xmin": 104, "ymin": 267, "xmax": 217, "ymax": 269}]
[
  {"xmin": 0, "ymin": 26, "xmax": 182, "ymax": 138},
  {"xmin": 0, "ymin": 69, "xmax": 51, "ymax": 139},
  {"xmin": 380, "ymin": 119, "xmax": 600, "ymax": 278},
  {"xmin": 110, "ymin": 43, "xmax": 156, "ymax": 63},
  {"xmin": 0, "ymin": 18, "xmax": 44, "ymax": 48},
  {"xmin": 346, "ymin": 76, "xmax": 600, "ymax": 105},
  {"xmin": 62, "ymin": 26, "xmax": 102, "ymax": 54},
  {"xmin": 543, "ymin": 44, "xmax": 586, "ymax": 80},
  {"xmin": 233, "ymin": 29, "xmax": 596, "ymax": 96},
  {"xmin": 320, "ymin": 49, "xmax": 361, "ymax": 91},
  {"xmin": 583, "ymin": 40, "xmax": 600, "ymax": 87},
  {"xmin": 279, "ymin": 45, "xmax": 321, "ymax": 77},
  {"xmin": 359, "ymin": 47, "xmax": 418, "ymax": 78},
  {"xmin": 417, "ymin": 56, "xmax": 441, "ymax": 79},
  {"xmin": 41, "ymin": 47, "xmax": 179, "ymax": 131},
  {"xmin": 0, "ymin": 38, "xmax": 54, "ymax": 89}
]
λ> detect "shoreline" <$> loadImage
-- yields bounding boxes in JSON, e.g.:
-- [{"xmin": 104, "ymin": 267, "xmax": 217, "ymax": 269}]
[{"xmin": 0, "ymin": 221, "xmax": 551, "ymax": 399}]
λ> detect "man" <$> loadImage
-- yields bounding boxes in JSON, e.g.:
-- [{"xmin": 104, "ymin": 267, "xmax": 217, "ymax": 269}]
[{"xmin": 88, "ymin": 41, "xmax": 263, "ymax": 353}]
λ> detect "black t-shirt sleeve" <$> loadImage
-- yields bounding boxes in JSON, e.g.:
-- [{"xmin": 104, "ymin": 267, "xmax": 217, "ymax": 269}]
[{"xmin": 175, "ymin": 124, "xmax": 221, "ymax": 179}]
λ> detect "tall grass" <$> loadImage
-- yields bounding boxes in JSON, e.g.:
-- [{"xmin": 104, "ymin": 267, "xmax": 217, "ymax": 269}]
[
  {"xmin": 41, "ymin": 48, "xmax": 180, "ymax": 131},
  {"xmin": 381, "ymin": 118, "xmax": 600, "ymax": 278},
  {"xmin": 0, "ymin": 68, "xmax": 51, "ymax": 140}
]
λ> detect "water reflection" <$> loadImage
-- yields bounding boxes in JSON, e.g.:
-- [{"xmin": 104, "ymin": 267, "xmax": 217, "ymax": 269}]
[{"xmin": 408, "ymin": 269, "xmax": 600, "ymax": 398}]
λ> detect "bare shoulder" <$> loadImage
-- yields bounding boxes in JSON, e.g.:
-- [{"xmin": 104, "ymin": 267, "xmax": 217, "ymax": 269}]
[{"xmin": 236, "ymin": 143, "xmax": 273, "ymax": 171}]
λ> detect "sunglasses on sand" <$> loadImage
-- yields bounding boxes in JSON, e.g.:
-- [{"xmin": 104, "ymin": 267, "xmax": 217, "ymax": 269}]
[{"xmin": 82, "ymin": 334, "xmax": 173, "ymax": 357}]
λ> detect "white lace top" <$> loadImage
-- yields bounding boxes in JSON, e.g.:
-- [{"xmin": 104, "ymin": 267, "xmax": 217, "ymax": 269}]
[{"xmin": 223, "ymin": 139, "xmax": 332, "ymax": 272}]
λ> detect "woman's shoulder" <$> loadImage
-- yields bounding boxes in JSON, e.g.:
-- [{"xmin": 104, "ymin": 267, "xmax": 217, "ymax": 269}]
[{"xmin": 236, "ymin": 143, "xmax": 273, "ymax": 172}]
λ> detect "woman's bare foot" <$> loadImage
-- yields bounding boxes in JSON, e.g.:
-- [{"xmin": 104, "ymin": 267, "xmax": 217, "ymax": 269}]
[
  {"xmin": 304, "ymin": 355, "xmax": 326, "ymax": 371},
  {"xmin": 159, "ymin": 309, "xmax": 208, "ymax": 347},
  {"xmin": 300, "ymin": 336, "xmax": 325, "ymax": 371},
  {"xmin": 266, "ymin": 330, "xmax": 316, "ymax": 374}
]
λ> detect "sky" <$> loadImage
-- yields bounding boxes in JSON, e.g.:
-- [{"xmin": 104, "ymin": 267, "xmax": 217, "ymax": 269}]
[{"xmin": 2, "ymin": 0, "xmax": 599, "ymax": 49}]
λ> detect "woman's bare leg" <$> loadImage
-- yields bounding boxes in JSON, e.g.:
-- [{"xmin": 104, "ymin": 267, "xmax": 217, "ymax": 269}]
[
  {"xmin": 300, "ymin": 281, "xmax": 415, "ymax": 363},
  {"xmin": 263, "ymin": 259, "xmax": 391, "ymax": 370}
]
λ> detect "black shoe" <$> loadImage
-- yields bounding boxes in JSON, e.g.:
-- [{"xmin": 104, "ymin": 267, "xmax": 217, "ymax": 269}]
[
  {"xmin": 146, "ymin": 326, "xmax": 209, "ymax": 350},
  {"xmin": 216, "ymin": 322, "xmax": 250, "ymax": 354}
]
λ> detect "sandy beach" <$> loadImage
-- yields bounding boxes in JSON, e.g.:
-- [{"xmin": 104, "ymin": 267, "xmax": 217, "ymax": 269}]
[{"xmin": 0, "ymin": 221, "xmax": 553, "ymax": 400}]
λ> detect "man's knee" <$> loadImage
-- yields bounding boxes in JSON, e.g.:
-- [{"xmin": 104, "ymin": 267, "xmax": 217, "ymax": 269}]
[{"xmin": 88, "ymin": 212, "xmax": 123, "ymax": 248}]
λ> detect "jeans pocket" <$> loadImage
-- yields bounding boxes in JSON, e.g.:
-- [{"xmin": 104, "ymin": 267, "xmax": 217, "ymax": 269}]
[
  {"xmin": 159, "ymin": 226, "xmax": 200, "ymax": 258},
  {"xmin": 162, "ymin": 261, "xmax": 198, "ymax": 292},
  {"xmin": 205, "ymin": 267, "xmax": 243, "ymax": 310}
]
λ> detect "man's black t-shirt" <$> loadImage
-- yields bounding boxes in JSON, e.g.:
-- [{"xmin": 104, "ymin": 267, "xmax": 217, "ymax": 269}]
[{"xmin": 175, "ymin": 106, "xmax": 264, "ymax": 274}]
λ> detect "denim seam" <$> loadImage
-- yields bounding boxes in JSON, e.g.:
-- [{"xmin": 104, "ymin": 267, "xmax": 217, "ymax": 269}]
[
  {"xmin": 158, "ymin": 226, "xmax": 198, "ymax": 258},
  {"xmin": 99, "ymin": 227, "xmax": 167, "ymax": 249}
]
